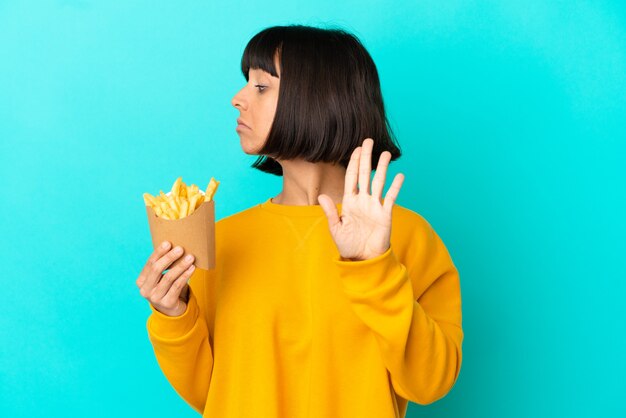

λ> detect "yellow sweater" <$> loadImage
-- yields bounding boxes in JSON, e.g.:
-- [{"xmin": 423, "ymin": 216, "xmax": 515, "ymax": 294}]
[{"xmin": 146, "ymin": 197, "xmax": 463, "ymax": 417}]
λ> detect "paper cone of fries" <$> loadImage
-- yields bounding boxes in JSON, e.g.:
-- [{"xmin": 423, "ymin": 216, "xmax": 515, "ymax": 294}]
[{"xmin": 144, "ymin": 177, "xmax": 218, "ymax": 270}]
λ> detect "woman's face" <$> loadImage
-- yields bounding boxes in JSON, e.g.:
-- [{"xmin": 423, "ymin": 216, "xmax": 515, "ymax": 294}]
[{"xmin": 231, "ymin": 54, "xmax": 281, "ymax": 155}]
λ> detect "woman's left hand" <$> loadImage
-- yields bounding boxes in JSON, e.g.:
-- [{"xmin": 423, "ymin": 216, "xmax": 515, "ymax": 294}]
[{"xmin": 318, "ymin": 138, "xmax": 405, "ymax": 261}]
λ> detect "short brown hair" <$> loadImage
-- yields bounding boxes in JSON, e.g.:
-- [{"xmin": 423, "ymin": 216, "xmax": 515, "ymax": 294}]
[{"xmin": 240, "ymin": 24, "xmax": 402, "ymax": 176}]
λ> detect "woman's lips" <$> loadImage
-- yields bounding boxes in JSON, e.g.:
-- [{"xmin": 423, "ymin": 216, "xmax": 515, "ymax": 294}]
[{"xmin": 236, "ymin": 118, "xmax": 251, "ymax": 130}]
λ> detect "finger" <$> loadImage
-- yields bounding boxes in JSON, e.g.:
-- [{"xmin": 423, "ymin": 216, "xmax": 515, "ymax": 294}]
[
  {"xmin": 152, "ymin": 253, "xmax": 195, "ymax": 301},
  {"xmin": 142, "ymin": 246, "xmax": 185, "ymax": 294},
  {"xmin": 318, "ymin": 194, "xmax": 341, "ymax": 228},
  {"xmin": 136, "ymin": 241, "xmax": 172, "ymax": 288},
  {"xmin": 358, "ymin": 138, "xmax": 374, "ymax": 194},
  {"xmin": 344, "ymin": 146, "xmax": 361, "ymax": 196},
  {"xmin": 180, "ymin": 283, "xmax": 190, "ymax": 303},
  {"xmin": 371, "ymin": 151, "xmax": 391, "ymax": 202},
  {"xmin": 160, "ymin": 264, "xmax": 197, "ymax": 308},
  {"xmin": 383, "ymin": 173, "xmax": 405, "ymax": 213}
]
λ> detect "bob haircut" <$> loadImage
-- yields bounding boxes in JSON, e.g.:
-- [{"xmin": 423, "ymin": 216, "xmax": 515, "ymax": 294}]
[{"xmin": 240, "ymin": 24, "xmax": 402, "ymax": 176}]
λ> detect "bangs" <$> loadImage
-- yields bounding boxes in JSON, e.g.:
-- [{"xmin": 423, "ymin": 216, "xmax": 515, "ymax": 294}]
[{"xmin": 240, "ymin": 28, "xmax": 284, "ymax": 81}]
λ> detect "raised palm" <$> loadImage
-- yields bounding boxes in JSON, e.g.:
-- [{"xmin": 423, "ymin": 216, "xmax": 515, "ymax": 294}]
[{"xmin": 318, "ymin": 138, "xmax": 405, "ymax": 261}]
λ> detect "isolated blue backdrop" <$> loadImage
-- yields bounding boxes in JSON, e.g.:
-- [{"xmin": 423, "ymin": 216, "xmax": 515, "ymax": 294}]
[{"xmin": 1, "ymin": 1, "xmax": 625, "ymax": 417}]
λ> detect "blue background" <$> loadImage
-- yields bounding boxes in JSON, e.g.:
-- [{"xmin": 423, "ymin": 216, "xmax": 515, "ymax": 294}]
[{"xmin": 1, "ymin": 1, "xmax": 625, "ymax": 417}]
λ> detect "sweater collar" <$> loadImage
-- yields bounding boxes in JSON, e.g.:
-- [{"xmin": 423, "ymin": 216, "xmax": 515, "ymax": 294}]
[{"xmin": 259, "ymin": 197, "xmax": 342, "ymax": 217}]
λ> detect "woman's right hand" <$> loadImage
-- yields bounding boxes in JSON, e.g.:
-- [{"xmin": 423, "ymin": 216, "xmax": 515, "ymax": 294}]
[{"xmin": 136, "ymin": 241, "xmax": 196, "ymax": 317}]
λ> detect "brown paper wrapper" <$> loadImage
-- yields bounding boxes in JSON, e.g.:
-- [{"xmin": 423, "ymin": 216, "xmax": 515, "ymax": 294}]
[{"xmin": 145, "ymin": 198, "xmax": 215, "ymax": 270}]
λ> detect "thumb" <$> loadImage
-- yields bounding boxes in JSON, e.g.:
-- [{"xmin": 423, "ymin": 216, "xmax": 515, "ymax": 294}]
[{"xmin": 318, "ymin": 194, "xmax": 341, "ymax": 228}]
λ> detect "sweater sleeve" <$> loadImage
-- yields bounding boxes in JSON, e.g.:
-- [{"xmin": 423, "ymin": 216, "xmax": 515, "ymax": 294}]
[
  {"xmin": 146, "ymin": 268, "xmax": 214, "ymax": 414},
  {"xmin": 333, "ymin": 222, "xmax": 463, "ymax": 405}
]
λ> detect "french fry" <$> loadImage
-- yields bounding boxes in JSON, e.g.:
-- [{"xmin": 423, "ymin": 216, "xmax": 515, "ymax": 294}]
[
  {"xmin": 180, "ymin": 200, "xmax": 189, "ymax": 217},
  {"xmin": 143, "ymin": 193, "xmax": 159, "ymax": 208},
  {"xmin": 171, "ymin": 177, "xmax": 183, "ymax": 197},
  {"xmin": 204, "ymin": 177, "xmax": 220, "ymax": 202},
  {"xmin": 164, "ymin": 205, "xmax": 177, "ymax": 220},
  {"xmin": 166, "ymin": 194, "xmax": 179, "ymax": 215},
  {"xmin": 188, "ymin": 194, "xmax": 200, "ymax": 215}
]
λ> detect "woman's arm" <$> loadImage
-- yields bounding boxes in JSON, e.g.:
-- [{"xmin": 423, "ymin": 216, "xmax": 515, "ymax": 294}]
[
  {"xmin": 145, "ymin": 268, "xmax": 214, "ymax": 414},
  {"xmin": 333, "ymin": 222, "xmax": 463, "ymax": 405}
]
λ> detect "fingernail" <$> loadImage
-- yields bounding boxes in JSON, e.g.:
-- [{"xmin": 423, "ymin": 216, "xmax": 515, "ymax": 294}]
[
  {"xmin": 185, "ymin": 254, "xmax": 193, "ymax": 262},
  {"xmin": 174, "ymin": 246, "xmax": 183, "ymax": 253},
  {"xmin": 161, "ymin": 241, "xmax": 170, "ymax": 249}
]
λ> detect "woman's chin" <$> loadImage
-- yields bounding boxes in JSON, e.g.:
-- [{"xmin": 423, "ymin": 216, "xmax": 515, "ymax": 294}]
[
  {"xmin": 241, "ymin": 145, "xmax": 261, "ymax": 155},
  {"xmin": 239, "ymin": 139, "xmax": 266, "ymax": 155},
  {"xmin": 238, "ymin": 139, "xmax": 254, "ymax": 154}
]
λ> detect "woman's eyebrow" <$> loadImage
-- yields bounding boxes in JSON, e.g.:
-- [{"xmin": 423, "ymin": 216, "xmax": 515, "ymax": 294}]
[{"xmin": 258, "ymin": 75, "xmax": 279, "ymax": 83}]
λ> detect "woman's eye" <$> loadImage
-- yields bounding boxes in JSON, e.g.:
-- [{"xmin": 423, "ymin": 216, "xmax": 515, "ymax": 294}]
[{"xmin": 254, "ymin": 85, "xmax": 267, "ymax": 92}]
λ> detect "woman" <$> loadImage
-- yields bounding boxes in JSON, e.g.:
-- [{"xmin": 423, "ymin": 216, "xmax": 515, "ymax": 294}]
[{"xmin": 137, "ymin": 24, "xmax": 463, "ymax": 418}]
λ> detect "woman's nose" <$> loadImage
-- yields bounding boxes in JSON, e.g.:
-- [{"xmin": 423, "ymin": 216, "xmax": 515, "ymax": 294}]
[{"xmin": 231, "ymin": 89, "xmax": 247, "ymax": 110}]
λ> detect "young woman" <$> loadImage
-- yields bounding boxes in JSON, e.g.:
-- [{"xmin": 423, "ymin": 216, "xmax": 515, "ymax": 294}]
[{"xmin": 137, "ymin": 24, "xmax": 463, "ymax": 418}]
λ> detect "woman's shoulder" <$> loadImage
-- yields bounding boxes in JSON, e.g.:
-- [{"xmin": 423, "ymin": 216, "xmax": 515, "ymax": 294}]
[
  {"xmin": 391, "ymin": 204, "xmax": 458, "ymax": 280},
  {"xmin": 390, "ymin": 203, "xmax": 454, "ymax": 256},
  {"xmin": 392, "ymin": 203, "xmax": 434, "ymax": 233}
]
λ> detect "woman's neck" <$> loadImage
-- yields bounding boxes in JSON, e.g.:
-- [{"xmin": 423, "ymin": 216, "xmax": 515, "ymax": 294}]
[{"xmin": 272, "ymin": 159, "xmax": 346, "ymax": 206}]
